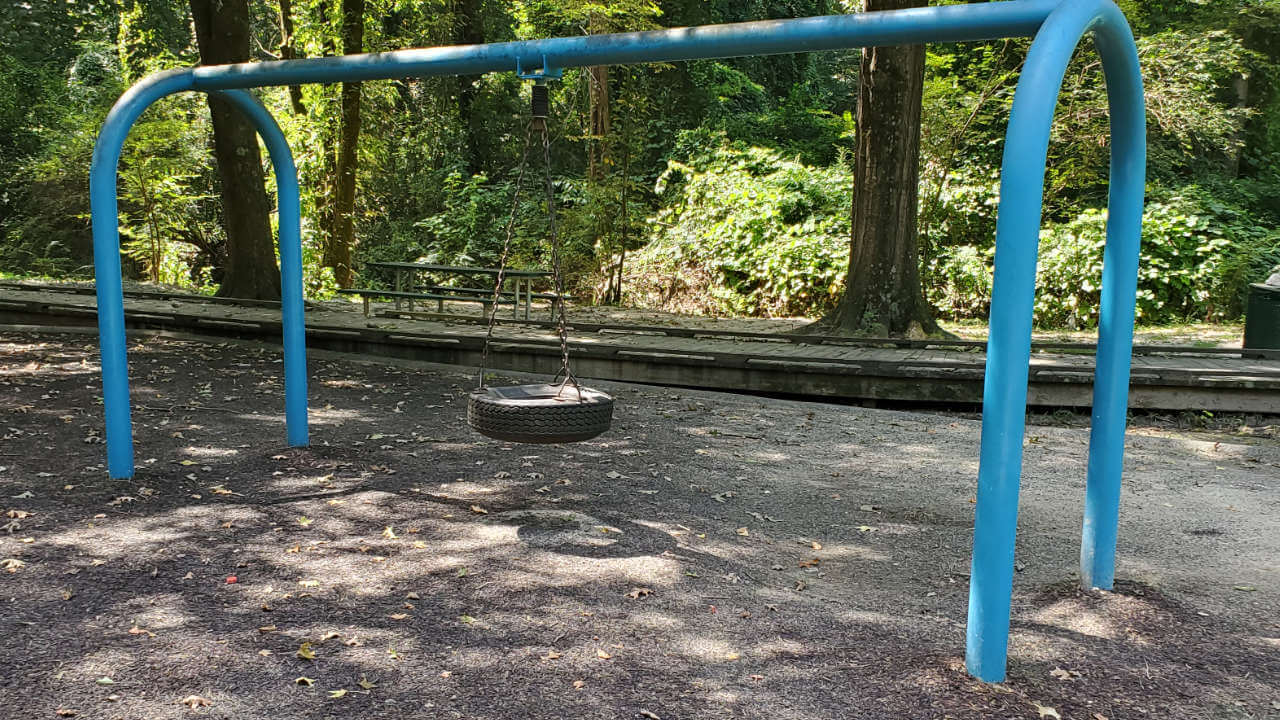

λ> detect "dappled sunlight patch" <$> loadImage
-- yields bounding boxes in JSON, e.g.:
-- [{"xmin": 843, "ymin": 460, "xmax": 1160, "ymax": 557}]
[
  {"xmin": 1028, "ymin": 597, "xmax": 1124, "ymax": 641},
  {"xmin": 666, "ymin": 632, "xmax": 742, "ymax": 664},
  {"xmin": 492, "ymin": 551, "xmax": 680, "ymax": 592},
  {"xmin": 1248, "ymin": 635, "xmax": 1280, "ymax": 651},
  {"xmin": 625, "ymin": 609, "xmax": 685, "ymax": 632},
  {"xmin": 748, "ymin": 636, "xmax": 807, "ymax": 661},
  {"xmin": 742, "ymin": 449, "xmax": 791, "ymax": 464},
  {"xmin": 817, "ymin": 543, "xmax": 892, "ymax": 563},
  {"xmin": 40, "ymin": 514, "xmax": 196, "ymax": 562},
  {"xmin": 180, "ymin": 446, "xmax": 239, "ymax": 458},
  {"xmin": 300, "ymin": 406, "xmax": 368, "ymax": 426}
]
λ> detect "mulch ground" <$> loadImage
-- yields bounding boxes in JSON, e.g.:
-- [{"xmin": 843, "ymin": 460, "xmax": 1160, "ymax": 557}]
[{"xmin": 0, "ymin": 330, "xmax": 1276, "ymax": 720}]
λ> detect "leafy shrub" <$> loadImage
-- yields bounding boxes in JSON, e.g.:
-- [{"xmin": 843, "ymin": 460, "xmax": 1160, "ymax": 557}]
[
  {"xmin": 930, "ymin": 184, "xmax": 1280, "ymax": 326},
  {"xmin": 624, "ymin": 135, "xmax": 851, "ymax": 317}
]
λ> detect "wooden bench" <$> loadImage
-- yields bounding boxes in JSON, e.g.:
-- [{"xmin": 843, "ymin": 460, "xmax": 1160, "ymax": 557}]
[{"xmin": 338, "ymin": 288, "xmax": 517, "ymax": 317}]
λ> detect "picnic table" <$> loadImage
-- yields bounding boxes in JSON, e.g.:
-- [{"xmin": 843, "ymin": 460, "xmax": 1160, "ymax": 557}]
[{"xmin": 359, "ymin": 261, "xmax": 556, "ymax": 319}]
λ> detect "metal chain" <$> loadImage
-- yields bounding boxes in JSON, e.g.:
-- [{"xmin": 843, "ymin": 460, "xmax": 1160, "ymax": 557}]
[
  {"xmin": 540, "ymin": 115, "xmax": 578, "ymax": 397},
  {"xmin": 477, "ymin": 120, "xmax": 535, "ymax": 389}
]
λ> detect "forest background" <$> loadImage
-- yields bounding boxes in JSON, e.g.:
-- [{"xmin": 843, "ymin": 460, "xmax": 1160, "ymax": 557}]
[{"xmin": 2, "ymin": 0, "xmax": 1278, "ymax": 330}]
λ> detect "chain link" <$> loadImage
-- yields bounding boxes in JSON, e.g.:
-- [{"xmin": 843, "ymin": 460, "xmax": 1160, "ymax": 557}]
[
  {"xmin": 541, "ymin": 116, "xmax": 577, "ymax": 394},
  {"xmin": 477, "ymin": 120, "xmax": 535, "ymax": 389},
  {"xmin": 477, "ymin": 104, "xmax": 578, "ymax": 399}
]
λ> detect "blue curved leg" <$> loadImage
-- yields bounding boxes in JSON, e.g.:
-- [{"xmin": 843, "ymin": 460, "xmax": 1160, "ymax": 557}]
[
  {"xmin": 89, "ymin": 75, "xmax": 309, "ymax": 479},
  {"xmin": 965, "ymin": 0, "xmax": 1145, "ymax": 682}
]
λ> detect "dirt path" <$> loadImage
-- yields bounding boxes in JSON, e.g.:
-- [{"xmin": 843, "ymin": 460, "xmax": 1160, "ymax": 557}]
[{"xmin": 0, "ymin": 331, "xmax": 1275, "ymax": 719}]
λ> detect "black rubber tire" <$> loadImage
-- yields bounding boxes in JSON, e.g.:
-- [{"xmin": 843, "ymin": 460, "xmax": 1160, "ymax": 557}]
[{"xmin": 468, "ymin": 383, "xmax": 614, "ymax": 444}]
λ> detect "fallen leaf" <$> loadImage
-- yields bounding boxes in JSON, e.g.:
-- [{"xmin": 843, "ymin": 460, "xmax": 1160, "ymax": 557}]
[
  {"xmin": 55, "ymin": 710, "xmax": 77, "ymax": 717},
  {"xmin": 382, "ymin": 526, "xmax": 397, "ymax": 539},
  {"xmin": 1, "ymin": 558, "xmax": 24, "ymax": 572},
  {"xmin": 297, "ymin": 516, "xmax": 312, "ymax": 527},
  {"xmin": 1050, "ymin": 667, "xmax": 1078, "ymax": 681},
  {"xmin": 626, "ymin": 587, "xmax": 652, "ymax": 599},
  {"xmin": 258, "ymin": 625, "xmax": 277, "ymax": 633},
  {"xmin": 389, "ymin": 613, "xmax": 408, "ymax": 620},
  {"xmin": 357, "ymin": 675, "xmax": 377, "ymax": 690},
  {"xmin": 180, "ymin": 695, "xmax": 211, "ymax": 709},
  {"xmin": 405, "ymin": 592, "xmax": 420, "ymax": 600},
  {"xmin": 320, "ymin": 631, "xmax": 341, "ymax": 642},
  {"xmin": 439, "ymin": 670, "xmax": 451, "ymax": 677},
  {"xmin": 327, "ymin": 689, "xmax": 347, "ymax": 699},
  {"xmin": 798, "ymin": 558, "xmax": 820, "ymax": 568},
  {"xmin": 225, "ymin": 576, "xmax": 237, "ymax": 584},
  {"xmin": 295, "ymin": 677, "xmax": 314, "ymax": 687},
  {"xmin": 1233, "ymin": 585, "xmax": 1257, "ymax": 592},
  {"xmin": 296, "ymin": 642, "xmax": 316, "ymax": 660},
  {"xmin": 572, "ymin": 680, "xmax": 585, "ymax": 689},
  {"xmin": 469, "ymin": 505, "xmax": 488, "ymax": 515},
  {"xmin": 638, "ymin": 711, "xmax": 661, "ymax": 720},
  {"xmin": 1036, "ymin": 705, "xmax": 1061, "ymax": 720},
  {"xmin": 298, "ymin": 580, "xmax": 319, "ymax": 588},
  {"xmin": 736, "ymin": 527, "xmax": 750, "ymax": 536},
  {"xmin": 606, "ymin": 471, "xmax": 623, "ymax": 479},
  {"xmin": 459, "ymin": 615, "xmax": 476, "ymax": 625},
  {"xmin": 596, "ymin": 649, "xmax": 612, "ymax": 659},
  {"xmin": 810, "ymin": 541, "xmax": 822, "ymax": 550},
  {"xmin": 541, "ymin": 650, "xmax": 561, "ymax": 661},
  {"xmin": 856, "ymin": 525, "xmax": 875, "ymax": 533},
  {"xmin": 96, "ymin": 677, "xmax": 114, "ymax": 686}
]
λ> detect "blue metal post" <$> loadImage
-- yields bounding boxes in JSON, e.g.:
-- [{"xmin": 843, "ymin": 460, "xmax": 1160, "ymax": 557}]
[
  {"xmin": 90, "ymin": 70, "xmax": 195, "ymax": 479},
  {"xmin": 1081, "ymin": 10, "xmax": 1145, "ymax": 591},
  {"xmin": 90, "ymin": 76, "xmax": 309, "ymax": 478},
  {"xmin": 213, "ymin": 91, "xmax": 309, "ymax": 448},
  {"xmin": 965, "ymin": 0, "xmax": 1144, "ymax": 682}
]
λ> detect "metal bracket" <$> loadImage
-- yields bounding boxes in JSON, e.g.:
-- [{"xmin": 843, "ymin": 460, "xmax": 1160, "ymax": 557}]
[{"xmin": 516, "ymin": 55, "xmax": 562, "ymax": 82}]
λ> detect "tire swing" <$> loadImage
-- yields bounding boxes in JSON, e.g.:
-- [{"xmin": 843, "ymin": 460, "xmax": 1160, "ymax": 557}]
[{"xmin": 468, "ymin": 78, "xmax": 614, "ymax": 444}]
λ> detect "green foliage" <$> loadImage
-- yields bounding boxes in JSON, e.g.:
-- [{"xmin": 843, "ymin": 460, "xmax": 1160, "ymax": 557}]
[
  {"xmin": 625, "ymin": 135, "xmax": 851, "ymax": 316},
  {"xmin": 1, "ymin": 0, "xmax": 1278, "ymax": 329},
  {"xmin": 930, "ymin": 184, "xmax": 1280, "ymax": 327}
]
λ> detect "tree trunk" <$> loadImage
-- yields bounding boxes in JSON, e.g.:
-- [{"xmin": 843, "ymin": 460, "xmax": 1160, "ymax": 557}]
[
  {"xmin": 815, "ymin": 0, "xmax": 937, "ymax": 337},
  {"xmin": 586, "ymin": 65, "xmax": 610, "ymax": 181},
  {"xmin": 455, "ymin": 0, "xmax": 485, "ymax": 174},
  {"xmin": 190, "ymin": 0, "xmax": 282, "ymax": 300},
  {"xmin": 278, "ymin": 0, "xmax": 307, "ymax": 115},
  {"xmin": 324, "ymin": 0, "xmax": 364, "ymax": 288}
]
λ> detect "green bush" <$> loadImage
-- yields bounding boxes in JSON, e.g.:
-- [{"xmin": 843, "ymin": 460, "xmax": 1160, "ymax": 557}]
[
  {"xmin": 625, "ymin": 135, "xmax": 851, "ymax": 317},
  {"xmin": 930, "ymin": 185, "xmax": 1280, "ymax": 327}
]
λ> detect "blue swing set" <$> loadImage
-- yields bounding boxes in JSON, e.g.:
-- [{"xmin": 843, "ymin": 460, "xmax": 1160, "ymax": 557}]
[{"xmin": 88, "ymin": 0, "xmax": 1146, "ymax": 683}]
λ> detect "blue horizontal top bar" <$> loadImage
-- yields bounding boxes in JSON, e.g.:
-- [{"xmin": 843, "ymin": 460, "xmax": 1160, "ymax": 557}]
[{"xmin": 192, "ymin": 0, "xmax": 1058, "ymax": 90}]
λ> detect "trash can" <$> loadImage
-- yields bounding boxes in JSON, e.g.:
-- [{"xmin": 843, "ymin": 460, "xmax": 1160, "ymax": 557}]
[{"xmin": 1243, "ymin": 283, "xmax": 1280, "ymax": 350}]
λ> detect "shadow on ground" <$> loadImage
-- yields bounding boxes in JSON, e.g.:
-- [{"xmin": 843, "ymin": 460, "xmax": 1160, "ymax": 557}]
[{"xmin": 0, "ymin": 331, "xmax": 1276, "ymax": 719}]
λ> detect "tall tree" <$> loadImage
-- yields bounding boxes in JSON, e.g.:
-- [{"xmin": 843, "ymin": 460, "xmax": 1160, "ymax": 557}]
[
  {"xmin": 190, "ymin": 0, "xmax": 281, "ymax": 300},
  {"xmin": 324, "ymin": 0, "xmax": 364, "ymax": 288},
  {"xmin": 816, "ymin": 0, "xmax": 938, "ymax": 337},
  {"xmin": 455, "ymin": 0, "xmax": 486, "ymax": 175}
]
